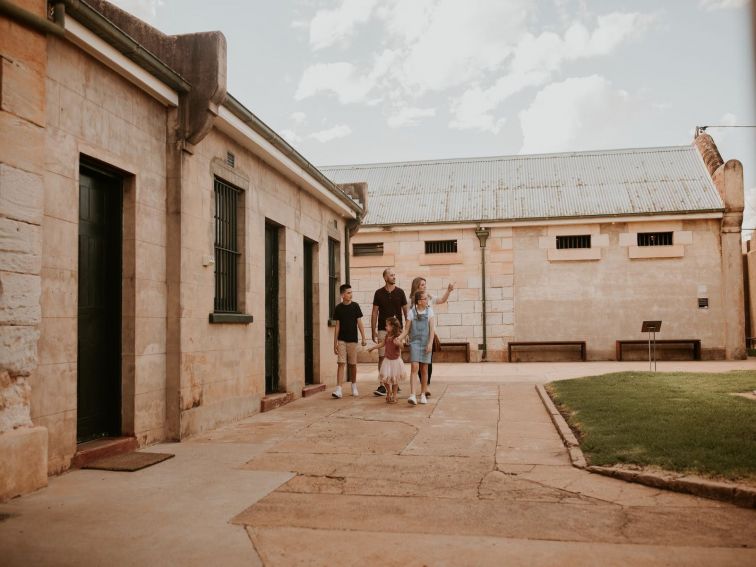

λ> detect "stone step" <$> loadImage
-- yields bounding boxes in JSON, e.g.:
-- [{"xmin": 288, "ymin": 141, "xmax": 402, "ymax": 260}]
[
  {"xmin": 71, "ymin": 437, "xmax": 138, "ymax": 469},
  {"xmin": 261, "ymin": 392, "xmax": 294, "ymax": 412},
  {"xmin": 302, "ymin": 384, "xmax": 326, "ymax": 397}
]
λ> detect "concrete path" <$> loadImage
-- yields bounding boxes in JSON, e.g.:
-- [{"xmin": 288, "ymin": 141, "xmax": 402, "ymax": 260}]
[{"xmin": 1, "ymin": 361, "xmax": 755, "ymax": 566}]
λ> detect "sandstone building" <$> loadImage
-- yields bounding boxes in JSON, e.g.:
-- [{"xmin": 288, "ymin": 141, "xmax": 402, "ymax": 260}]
[
  {"xmin": 0, "ymin": 0, "xmax": 363, "ymax": 500},
  {"xmin": 323, "ymin": 135, "xmax": 746, "ymax": 363}
]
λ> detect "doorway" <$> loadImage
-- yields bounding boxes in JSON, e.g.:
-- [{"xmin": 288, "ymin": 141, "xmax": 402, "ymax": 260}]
[
  {"xmin": 265, "ymin": 223, "xmax": 280, "ymax": 394},
  {"xmin": 77, "ymin": 164, "xmax": 122, "ymax": 442},
  {"xmin": 303, "ymin": 238, "xmax": 315, "ymax": 385}
]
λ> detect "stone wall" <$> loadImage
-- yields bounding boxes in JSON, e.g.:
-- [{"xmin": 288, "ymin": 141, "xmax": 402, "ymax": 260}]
[
  {"xmin": 174, "ymin": 128, "xmax": 344, "ymax": 437},
  {"xmin": 350, "ymin": 217, "xmax": 731, "ymax": 361},
  {"xmin": 0, "ymin": 0, "xmax": 49, "ymax": 501},
  {"xmin": 38, "ymin": 37, "xmax": 169, "ymax": 471},
  {"xmin": 350, "ymin": 226, "xmax": 513, "ymax": 362}
]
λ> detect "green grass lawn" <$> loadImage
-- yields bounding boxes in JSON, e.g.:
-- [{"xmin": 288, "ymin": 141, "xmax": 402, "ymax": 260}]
[{"xmin": 547, "ymin": 371, "xmax": 756, "ymax": 482}]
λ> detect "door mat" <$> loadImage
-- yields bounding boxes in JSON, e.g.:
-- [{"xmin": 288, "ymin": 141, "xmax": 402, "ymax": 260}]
[{"xmin": 83, "ymin": 452, "xmax": 174, "ymax": 472}]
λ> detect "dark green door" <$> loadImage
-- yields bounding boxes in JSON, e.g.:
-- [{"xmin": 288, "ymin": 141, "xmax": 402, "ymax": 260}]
[
  {"xmin": 303, "ymin": 239, "xmax": 314, "ymax": 385},
  {"xmin": 77, "ymin": 165, "xmax": 122, "ymax": 442},
  {"xmin": 265, "ymin": 224, "xmax": 279, "ymax": 394}
]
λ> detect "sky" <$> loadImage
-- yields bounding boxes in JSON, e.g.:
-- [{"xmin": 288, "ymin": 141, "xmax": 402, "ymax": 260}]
[{"xmin": 110, "ymin": 0, "xmax": 755, "ymax": 232}]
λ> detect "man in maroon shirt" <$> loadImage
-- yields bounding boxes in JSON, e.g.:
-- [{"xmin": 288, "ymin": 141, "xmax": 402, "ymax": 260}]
[{"xmin": 371, "ymin": 268, "xmax": 408, "ymax": 396}]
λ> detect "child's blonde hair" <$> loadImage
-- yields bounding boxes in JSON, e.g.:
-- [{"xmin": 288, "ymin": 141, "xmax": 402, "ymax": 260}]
[{"xmin": 384, "ymin": 316, "xmax": 400, "ymax": 338}]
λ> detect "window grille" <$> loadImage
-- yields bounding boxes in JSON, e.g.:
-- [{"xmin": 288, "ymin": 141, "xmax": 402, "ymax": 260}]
[
  {"xmin": 353, "ymin": 242, "xmax": 383, "ymax": 256},
  {"xmin": 226, "ymin": 151, "xmax": 235, "ymax": 168},
  {"xmin": 637, "ymin": 231, "xmax": 673, "ymax": 246},
  {"xmin": 556, "ymin": 235, "xmax": 591, "ymax": 249},
  {"xmin": 698, "ymin": 298, "xmax": 709, "ymax": 309},
  {"xmin": 328, "ymin": 238, "xmax": 339, "ymax": 317},
  {"xmin": 214, "ymin": 177, "xmax": 241, "ymax": 313},
  {"xmin": 425, "ymin": 240, "xmax": 457, "ymax": 254}
]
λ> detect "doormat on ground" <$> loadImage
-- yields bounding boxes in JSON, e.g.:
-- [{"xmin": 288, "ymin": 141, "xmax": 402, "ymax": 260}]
[{"xmin": 83, "ymin": 452, "xmax": 174, "ymax": 472}]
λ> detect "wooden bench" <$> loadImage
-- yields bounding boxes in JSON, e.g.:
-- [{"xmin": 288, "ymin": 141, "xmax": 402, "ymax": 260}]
[
  {"xmin": 615, "ymin": 339, "xmax": 701, "ymax": 361},
  {"xmin": 508, "ymin": 341, "xmax": 586, "ymax": 362},
  {"xmin": 400, "ymin": 341, "xmax": 471, "ymax": 363}
]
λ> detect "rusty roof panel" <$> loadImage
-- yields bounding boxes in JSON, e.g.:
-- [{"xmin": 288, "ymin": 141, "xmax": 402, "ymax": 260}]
[{"xmin": 320, "ymin": 145, "xmax": 724, "ymax": 225}]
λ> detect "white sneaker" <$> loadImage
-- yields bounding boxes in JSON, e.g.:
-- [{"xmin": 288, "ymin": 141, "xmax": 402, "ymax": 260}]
[
  {"xmin": 420, "ymin": 394, "xmax": 428, "ymax": 405},
  {"xmin": 408, "ymin": 394, "xmax": 417, "ymax": 405},
  {"xmin": 351, "ymin": 384, "xmax": 359, "ymax": 397},
  {"xmin": 332, "ymin": 387, "xmax": 342, "ymax": 399}
]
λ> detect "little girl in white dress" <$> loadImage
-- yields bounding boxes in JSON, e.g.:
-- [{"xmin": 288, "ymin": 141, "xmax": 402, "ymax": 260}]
[{"xmin": 367, "ymin": 316, "xmax": 404, "ymax": 403}]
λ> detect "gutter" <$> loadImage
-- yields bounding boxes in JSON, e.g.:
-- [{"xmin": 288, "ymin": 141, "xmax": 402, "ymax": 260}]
[
  {"xmin": 0, "ymin": 0, "xmax": 64, "ymax": 35},
  {"xmin": 223, "ymin": 94, "xmax": 363, "ymax": 216},
  {"xmin": 57, "ymin": 0, "xmax": 191, "ymax": 94}
]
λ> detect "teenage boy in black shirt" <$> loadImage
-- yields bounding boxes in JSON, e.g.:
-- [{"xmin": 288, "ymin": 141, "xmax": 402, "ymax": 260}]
[{"xmin": 332, "ymin": 284, "xmax": 366, "ymax": 398}]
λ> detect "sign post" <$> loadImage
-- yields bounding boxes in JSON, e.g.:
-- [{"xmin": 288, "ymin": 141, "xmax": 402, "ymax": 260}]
[{"xmin": 641, "ymin": 321, "xmax": 662, "ymax": 372}]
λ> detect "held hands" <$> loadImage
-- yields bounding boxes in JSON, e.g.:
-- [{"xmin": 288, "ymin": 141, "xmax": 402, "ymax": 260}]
[
  {"xmin": 425, "ymin": 342, "xmax": 433, "ymax": 353},
  {"xmin": 361, "ymin": 339, "xmax": 367, "ymax": 347}
]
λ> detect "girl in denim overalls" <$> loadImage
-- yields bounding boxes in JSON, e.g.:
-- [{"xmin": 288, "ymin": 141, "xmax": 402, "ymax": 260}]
[{"xmin": 398, "ymin": 291, "xmax": 435, "ymax": 405}]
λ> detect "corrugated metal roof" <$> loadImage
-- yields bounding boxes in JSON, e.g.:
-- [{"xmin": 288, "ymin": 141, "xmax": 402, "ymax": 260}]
[{"xmin": 319, "ymin": 145, "xmax": 724, "ymax": 226}]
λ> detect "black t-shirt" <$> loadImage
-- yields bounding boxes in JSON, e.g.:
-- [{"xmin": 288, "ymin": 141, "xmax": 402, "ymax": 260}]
[
  {"xmin": 372, "ymin": 286, "xmax": 407, "ymax": 330},
  {"xmin": 332, "ymin": 301, "xmax": 363, "ymax": 342}
]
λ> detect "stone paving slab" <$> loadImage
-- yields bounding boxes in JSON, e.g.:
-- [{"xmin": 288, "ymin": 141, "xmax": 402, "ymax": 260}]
[{"xmin": 247, "ymin": 527, "xmax": 756, "ymax": 567}]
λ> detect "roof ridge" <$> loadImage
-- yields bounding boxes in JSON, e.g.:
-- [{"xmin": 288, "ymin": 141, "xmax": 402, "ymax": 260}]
[{"xmin": 319, "ymin": 144, "xmax": 696, "ymax": 170}]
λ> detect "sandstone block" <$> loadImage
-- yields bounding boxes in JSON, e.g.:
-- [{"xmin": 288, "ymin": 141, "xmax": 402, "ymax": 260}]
[
  {"xmin": 0, "ymin": 216, "xmax": 41, "ymax": 255},
  {"xmin": 0, "ymin": 325, "xmax": 39, "ymax": 375},
  {"xmin": 0, "ymin": 56, "xmax": 45, "ymax": 127},
  {"xmin": 0, "ymin": 111, "xmax": 45, "ymax": 173},
  {"xmin": 0, "ymin": 164, "xmax": 43, "ymax": 224},
  {"xmin": 0, "ymin": 425, "xmax": 47, "ymax": 502},
  {"xmin": 0, "ymin": 271, "xmax": 41, "ymax": 325}
]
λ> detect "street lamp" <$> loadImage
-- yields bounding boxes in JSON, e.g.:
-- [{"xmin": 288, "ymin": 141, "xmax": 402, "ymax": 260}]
[{"xmin": 475, "ymin": 227, "xmax": 490, "ymax": 360}]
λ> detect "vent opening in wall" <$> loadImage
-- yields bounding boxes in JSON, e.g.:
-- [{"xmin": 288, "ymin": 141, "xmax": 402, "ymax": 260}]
[
  {"xmin": 354, "ymin": 243, "xmax": 384, "ymax": 256},
  {"xmin": 226, "ymin": 151, "xmax": 235, "ymax": 168},
  {"xmin": 638, "ymin": 231, "xmax": 673, "ymax": 246},
  {"xmin": 556, "ymin": 235, "xmax": 591, "ymax": 249},
  {"xmin": 425, "ymin": 240, "xmax": 457, "ymax": 254},
  {"xmin": 698, "ymin": 298, "xmax": 709, "ymax": 309}
]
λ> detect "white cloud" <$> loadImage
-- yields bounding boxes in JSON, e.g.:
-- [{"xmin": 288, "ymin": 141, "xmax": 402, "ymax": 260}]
[
  {"xmin": 309, "ymin": 0, "xmax": 378, "ymax": 50},
  {"xmin": 280, "ymin": 129, "xmax": 303, "ymax": 144},
  {"xmin": 395, "ymin": 0, "xmax": 531, "ymax": 93},
  {"xmin": 295, "ymin": 62, "xmax": 375, "ymax": 103},
  {"xmin": 107, "ymin": 0, "xmax": 163, "ymax": 22},
  {"xmin": 290, "ymin": 112, "xmax": 307, "ymax": 124},
  {"xmin": 309, "ymin": 124, "xmax": 353, "ymax": 143},
  {"xmin": 699, "ymin": 0, "xmax": 749, "ymax": 11},
  {"xmin": 450, "ymin": 71, "xmax": 548, "ymax": 133},
  {"xmin": 450, "ymin": 12, "xmax": 652, "ymax": 133},
  {"xmin": 387, "ymin": 106, "xmax": 436, "ymax": 128},
  {"xmin": 518, "ymin": 75, "xmax": 654, "ymax": 154}
]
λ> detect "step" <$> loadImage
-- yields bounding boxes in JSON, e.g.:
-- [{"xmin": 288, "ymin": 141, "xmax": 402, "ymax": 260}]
[
  {"xmin": 261, "ymin": 392, "xmax": 294, "ymax": 412},
  {"xmin": 302, "ymin": 384, "xmax": 326, "ymax": 397},
  {"xmin": 71, "ymin": 436, "xmax": 138, "ymax": 469}
]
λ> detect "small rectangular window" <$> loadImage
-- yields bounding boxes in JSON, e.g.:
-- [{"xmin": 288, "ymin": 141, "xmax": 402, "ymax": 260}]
[
  {"xmin": 328, "ymin": 238, "xmax": 339, "ymax": 317},
  {"xmin": 214, "ymin": 177, "xmax": 241, "ymax": 313},
  {"xmin": 425, "ymin": 240, "xmax": 457, "ymax": 254},
  {"xmin": 698, "ymin": 297, "xmax": 709, "ymax": 309},
  {"xmin": 353, "ymin": 243, "xmax": 384, "ymax": 256},
  {"xmin": 638, "ymin": 231, "xmax": 673, "ymax": 246},
  {"xmin": 556, "ymin": 235, "xmax": 591, "ymax": 249}
]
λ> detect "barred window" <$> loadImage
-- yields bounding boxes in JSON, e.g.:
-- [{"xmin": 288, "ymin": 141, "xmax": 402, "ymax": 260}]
[
  {"xmin": 353, "ymin": 242, "xmax": 384, "ymax": 256},
  {"xmin": 214, "ymin": 177, "xmax": 241, "ymax": 313},
  {"xmin": 556, "ymin": 235, "xmax": 591, "ymax": 249},
  {"xmin": 328, "ymin": 238, "xmax": 339, "ymax": 317},
  {"xmin": 638, "ymin": 232, "xmax": 673, "ymax": 246},
  {"xmin": 425, "ymin": 240, "xmax": 457, "ymax": 254}
]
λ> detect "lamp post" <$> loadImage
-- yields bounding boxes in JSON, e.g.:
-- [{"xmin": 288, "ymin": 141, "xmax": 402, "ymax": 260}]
[{"xmin": 475, "ymin": 227, "xmax": 490, "ymax": 361}]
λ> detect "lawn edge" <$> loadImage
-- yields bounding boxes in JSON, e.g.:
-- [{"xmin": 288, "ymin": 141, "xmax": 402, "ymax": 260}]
[{"xmin": 535, "ymin": 384, "xmax": 756, "ymax": 510}]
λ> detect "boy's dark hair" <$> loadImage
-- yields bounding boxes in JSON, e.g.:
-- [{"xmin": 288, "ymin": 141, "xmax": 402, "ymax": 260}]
[{"xmin": 339, "ymin": 284, "xmax": 352, "ymax": 294}]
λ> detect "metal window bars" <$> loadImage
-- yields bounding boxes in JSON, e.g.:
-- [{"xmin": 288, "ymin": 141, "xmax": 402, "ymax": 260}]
[
  {"xmin": 637, "ymin": 231, "xmax": 673, "ymax": 246},
  {"xmin": 425, "ymin": 240, "xmax": 458, "ymax": 254},
  {"xmin": 556, "ymin": 235, "xmax": 591, "ymax": 249},
  {"xmin": 214, "ymin": 177, "xmax": 241, "ymax": 313}
]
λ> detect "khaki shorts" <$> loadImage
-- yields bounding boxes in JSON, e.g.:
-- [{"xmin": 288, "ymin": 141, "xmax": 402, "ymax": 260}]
[
  {"xmin": 337, "ymin": 341, "xmax": 358, "ymax": 365},
  {"xmin": 376, "ymin": 330, "xmax": 387, "ymax": 357}
]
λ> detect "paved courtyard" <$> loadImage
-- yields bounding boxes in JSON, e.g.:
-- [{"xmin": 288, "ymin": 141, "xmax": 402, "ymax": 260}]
[{"xmin": 1, "ymin": 361, "xmax": 755, "ymax": 566}]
